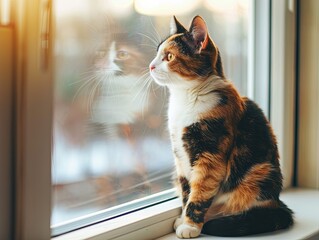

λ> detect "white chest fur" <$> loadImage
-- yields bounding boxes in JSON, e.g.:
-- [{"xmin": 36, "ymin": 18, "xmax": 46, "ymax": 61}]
[{"xmin": 168, "ymin": 87, "xmax": 220, "ymax": 179}]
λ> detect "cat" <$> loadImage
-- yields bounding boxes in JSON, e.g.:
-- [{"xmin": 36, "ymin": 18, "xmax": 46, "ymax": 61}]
[
  {"xmin": 57, "ymin": 22, "xmax": 154, "ymax": 142},
  {"xmin": 149, "ymin": 16, "xmax": 293, "ymax": 238},
  {"xmin": 90, "ymin": 29, "xmax": 152, "ymax": 137}
]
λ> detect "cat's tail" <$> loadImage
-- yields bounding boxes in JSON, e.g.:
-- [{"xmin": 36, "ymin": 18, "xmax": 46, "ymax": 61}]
[{"xmin": 202, "ymin": 201, "xmax": 294, "ymax": 237}]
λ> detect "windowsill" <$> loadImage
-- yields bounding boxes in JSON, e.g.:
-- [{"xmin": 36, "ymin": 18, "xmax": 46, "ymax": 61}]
[
  {"xmin": 52, "ymin": 188, "xmax": 319, "ymax": 240},
  {"xmin": 52, "ymin": 196, "xmax": 182, "ymax": 240},
  {"xmin": 159, "ymin": 188, "xmax": 319, "ymax": 240}
]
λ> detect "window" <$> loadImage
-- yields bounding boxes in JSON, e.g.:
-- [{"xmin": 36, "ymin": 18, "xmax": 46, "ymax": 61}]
[
  {"xmin": 11, "ymin": 0, "xmax": 298, "ymax": 239},
  {"xmin": 51, "ymin": 0, "xmax": 256, "ymax": 236}
]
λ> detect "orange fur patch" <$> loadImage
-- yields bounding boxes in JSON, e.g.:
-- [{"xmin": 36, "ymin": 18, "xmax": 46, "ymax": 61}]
[
  {"xmin": 221, "ymin": 162, "xmax": 273, "ymax": 214},
  {"xmin": 188, "ymin": 153, "xmax": 226, "ymax": 202}
]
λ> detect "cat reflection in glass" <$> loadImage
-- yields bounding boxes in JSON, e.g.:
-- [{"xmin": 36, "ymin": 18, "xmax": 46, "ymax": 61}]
[
  {"xmin": 150, "ymin": 16, "xmax": 293, "ymax": 238},
  {"xmin": 63, "ymin": 24, "xmax": 156, "ymax": 142},
  {"xmin": 56, "ymin": 20, "xmax": 165, "ymax": 206},
  {"xmin": 90, "ymin": 29, "xmax": 152, "ymax": 137}
]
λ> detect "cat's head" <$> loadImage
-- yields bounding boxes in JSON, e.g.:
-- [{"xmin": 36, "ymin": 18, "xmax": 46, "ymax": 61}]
[
  {"xmin": 93, "ymin": 32, "xmax": 147, "ymax": 78},
  {"xmin": 149, "ymin": 16, "xmax": 224, "ymax": 88}
]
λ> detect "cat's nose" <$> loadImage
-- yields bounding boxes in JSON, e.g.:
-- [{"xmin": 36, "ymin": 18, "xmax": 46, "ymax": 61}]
[{"xmin": 150, "ymin": 65, "xmax": 155, "ymax": 71}]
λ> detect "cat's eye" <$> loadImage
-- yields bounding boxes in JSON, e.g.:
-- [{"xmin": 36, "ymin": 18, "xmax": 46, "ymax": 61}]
[
  {"xmin": 167, "ymin": 52, "xmax": 174, "ymax": 62},
  {"xmin": 117, "ymin": 50, "xmax": 129, "ymax": 60}
]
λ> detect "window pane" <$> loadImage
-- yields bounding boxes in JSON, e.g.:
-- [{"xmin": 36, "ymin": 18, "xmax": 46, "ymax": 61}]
[{"xmin": 51, "ymin": 0, "xmax": 251, "ymax": 234}]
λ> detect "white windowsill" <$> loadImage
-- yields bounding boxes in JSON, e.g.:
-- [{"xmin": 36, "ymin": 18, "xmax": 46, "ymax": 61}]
[
  {"xmin": 52, "ymin": 197, "xmax": 182, "ymax": 240},
  {"xmin": 159, "ymin": 188, "xmax": 319, "ymax": 240},
  {"xmin": 52, "ymin": 188, "xmax": 319, "ymax": 240}
]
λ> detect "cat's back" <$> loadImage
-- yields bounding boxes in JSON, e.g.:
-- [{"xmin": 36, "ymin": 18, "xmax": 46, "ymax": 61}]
[
  {"xmin": 236, "ymin": 97, "xmax": 279, "ymax": 164},
  {"xmin": 222, "ymin": 97, "xmax": 282, "ymax": 196}
]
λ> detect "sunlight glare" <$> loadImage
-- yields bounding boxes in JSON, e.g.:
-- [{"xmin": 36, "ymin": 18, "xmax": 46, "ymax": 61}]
[
  {"xmin": 54, "ymin": 0, "xmax": 90, "ymax": 18},
  {"xmin": 134, "ymin": 0, "xmax": 201, "ymax": 16},
  {"xmin": 1, "ymin": 0, "xmax": 10, "ymax": 25},
  {"xmin": 204, "ymin": 0, "xmax": 241, "ymax": 13}
]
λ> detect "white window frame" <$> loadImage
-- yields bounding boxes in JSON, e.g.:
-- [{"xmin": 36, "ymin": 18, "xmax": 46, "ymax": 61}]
[
  {"xmin": 12, "ymin": 0, "xmax": 297, "ymax": 239},
  {"xmin": 270, "ymin": 0, "xmax": 296, "ymax": 188}
]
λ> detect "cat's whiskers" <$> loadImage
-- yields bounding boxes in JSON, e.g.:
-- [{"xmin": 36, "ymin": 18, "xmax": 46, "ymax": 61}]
[
  {"xmin": 75, "ymin": 69, "xmax": 119, "ymax": 114},
  {"xmin": 135, "ymin": 68, "xmax": 150, "ymax": 80},
  {"xmin": 137, "ymin": 32, "xmax": 159, "ymax": 48},
  {"xmin": 132, "ymin": 70, "xmax": 153, "ymax": 116},
  {"xmin": 101, "ymin": 72, "xmax": 117, "ymax": 98},
  {"xmin": 69, "ymin": 76, "xmax": 94, "ymax": 86},
  {"xmin": 133, "ymin": 69, "xmax": 151, "ymax": 87},
  {"xmin": 72, "ymin": 74, "xmax": 99, "ymax": 103},
  {"xmin": 78, "ymin": 66, "xmax": 97, "ymax": 74},
  {"xmin": 140, "ymin": 82, "xmax": 152, "ymax": 118},
  {"xmin": 139, "ymin": 43, "xmax": 157, "ymax": 50},
  {"xmin": 149, "ymin": 75, "xmax": 161, "ymax": 96},
  {"xmin": 87, "ymin": 74, "xmax": 104, "ymax": 114},
  {"xmin": 69, "ymin": 69, "xmax": 98, "ymax": 86},
  {"xmin": 148, "ymin": 17, "xmax": 162, "ymax": 44}
]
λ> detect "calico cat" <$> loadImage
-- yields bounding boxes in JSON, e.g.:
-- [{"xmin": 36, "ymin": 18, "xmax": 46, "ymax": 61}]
[
  {"xmin": 91, "ymin": 30, "xmax": 151, "ymax": 136},
  {"xmin": 149, "ymin": 16, "xmax": 293, "ymax": 238}
]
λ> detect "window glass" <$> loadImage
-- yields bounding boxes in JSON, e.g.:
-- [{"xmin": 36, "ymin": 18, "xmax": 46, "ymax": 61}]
[{"xmin": 51, "ymin": 0, "xmax": 251, "ymax": 233}]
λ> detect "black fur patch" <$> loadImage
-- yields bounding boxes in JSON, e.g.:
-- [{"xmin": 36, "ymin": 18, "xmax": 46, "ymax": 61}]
[
  {"xmin": 219, "ymin": 94, "xmax": 228, "ymax": 105},
  {"xmin": 258, "ymin": 169, "xmax": 282, "ymax": 201},
  {"xmin": 215, "ymin": 50, "xmax": 224, "ymax": 78},
  {"xmin": 173, "ymin": 34, "xmax": 194, "ymax": 56},
  {"xmin": 202, "ymin": 204, "xmax": 293, "ymax": 236},
  {"xmin": 182, "ymin": 118, "xmax": 228, "ymax": 166},
  {"xmin": 186, "ymin": 200, "xmax": 212, "ymax": 224},
  {"xmin": 179, "ymin": 177, "xmax": 190, "ymax": 206},
  {"xmin": 222, "ymin": 153, "xmax": 256, "ymax": 192},
  {"xmin": 222, "ymin": 99, "xmax": 281, "ymax": 193}
]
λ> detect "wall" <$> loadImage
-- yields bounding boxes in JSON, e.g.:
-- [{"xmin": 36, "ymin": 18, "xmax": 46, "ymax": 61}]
[{"xmin": 297, "ymin": 0, "xmax": 319, "ymax": 188}]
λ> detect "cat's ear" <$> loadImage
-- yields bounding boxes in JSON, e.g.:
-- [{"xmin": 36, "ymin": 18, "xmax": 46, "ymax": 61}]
[
  {"xmin": 170, "ymin": 16, "xmax": 187, "ymax": 35},
  {"xmin": 189, "ymin": 16, "xmax": 209, "ymax": 53}
]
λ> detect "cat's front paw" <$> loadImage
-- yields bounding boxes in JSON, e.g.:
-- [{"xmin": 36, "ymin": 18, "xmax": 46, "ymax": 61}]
[
  {"xmin": 173, "ymin": 217, "xmax": 183, "ymax": 230},
  {"xmin": 176, "ymin": 224, "xmax": 201, "ymax": 239}
]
